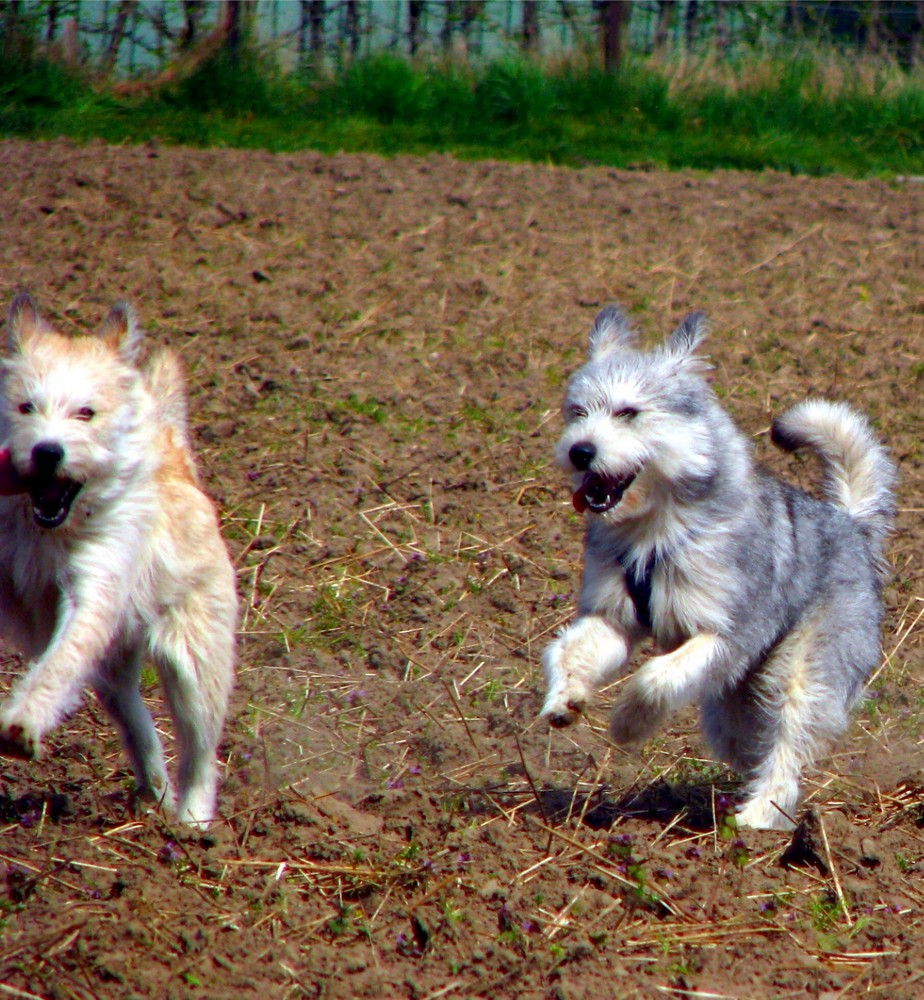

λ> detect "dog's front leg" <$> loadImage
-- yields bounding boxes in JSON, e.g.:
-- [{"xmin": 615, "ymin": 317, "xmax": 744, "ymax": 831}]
[
  {"xmin": 541, "ymin": 615, "xmax": 632, "ymax": 727},
  {"xmin": 608, "ymin": 632, "xmax": 726, "ymax": 745},
  {"xmin": 0, "ymin": 560, "xmax": 129, "ymax": 759}
]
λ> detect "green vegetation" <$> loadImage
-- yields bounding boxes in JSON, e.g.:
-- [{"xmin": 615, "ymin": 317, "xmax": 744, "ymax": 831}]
[{"xmin": 2, "ymin": 43, "xmax": 923, "ymax": 177}]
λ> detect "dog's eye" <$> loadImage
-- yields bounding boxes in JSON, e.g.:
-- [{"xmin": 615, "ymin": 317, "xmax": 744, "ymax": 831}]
[
  {"xmin": 567, "ymin": 405, "xmax": 588, "ymax": 420},
  {"xmin": 18, "ymin": 402, "xmax": 34, "ymax": 415},
  {"xmin": 75, "ymin": 407, "xmax": 95, "ymax": 422},
  {"xmin": 612, "ymin": 407, "xmax": 639, "ymax": 420}
]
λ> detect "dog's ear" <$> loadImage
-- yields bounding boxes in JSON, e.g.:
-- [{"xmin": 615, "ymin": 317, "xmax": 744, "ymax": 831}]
[
  {"xmin": 98, "ymin": 301, "xmax": 143, "ymax": 362},
  {"xmin": 587, "ymin": 305, "xmax": 636, "ymax": 359},
  {"xmin": 665, "ymin": 311, "xmax": 708, "ymax": 360},
  {"xmin": 6, "ymin": 293, "xmax": 42, "ymax": 351}
]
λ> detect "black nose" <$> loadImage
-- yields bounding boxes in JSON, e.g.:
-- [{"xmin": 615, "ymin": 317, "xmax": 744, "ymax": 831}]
[
  {"xmin": 32, "ymin": 442, "xmax": 64, "ymax": 475},
  {"xmin": 569, "ymin": 442, "xmax": 596, "ymax": 470}
]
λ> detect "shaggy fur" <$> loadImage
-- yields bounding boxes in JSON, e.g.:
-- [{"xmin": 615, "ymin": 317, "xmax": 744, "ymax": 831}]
[
  {"xmin": 0, "ymin": 293, "xmax": 237, "ymax": 827},
  {"xmin": 541, "ymin": 305, "xmax": 895, "ymax": 829}
]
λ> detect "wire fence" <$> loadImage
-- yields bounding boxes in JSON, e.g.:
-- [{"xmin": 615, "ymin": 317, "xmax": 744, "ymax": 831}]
[{"xmin": 6, "ymin": 1, "xmax": 924, "ymax": 77}]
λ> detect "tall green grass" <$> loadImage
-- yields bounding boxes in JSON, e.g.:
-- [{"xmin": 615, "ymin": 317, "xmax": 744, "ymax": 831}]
[{"xmin": 2, "ymin": 44, "xmax": 922, "ymax": 176}]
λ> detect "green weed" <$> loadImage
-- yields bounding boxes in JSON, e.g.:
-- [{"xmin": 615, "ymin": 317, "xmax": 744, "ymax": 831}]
[{"xmin": 3, "ymin": 46, "xmax": 923, "ymax": 177}]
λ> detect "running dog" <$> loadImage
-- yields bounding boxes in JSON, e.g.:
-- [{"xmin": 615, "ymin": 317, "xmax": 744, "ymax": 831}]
[
  {"xmin": 541, "ymin": 305, "xmax": 894, "ymax": 829},
  {"xmin": 0, "ymin": 293, "xmax": 237, "ymax": 827}
]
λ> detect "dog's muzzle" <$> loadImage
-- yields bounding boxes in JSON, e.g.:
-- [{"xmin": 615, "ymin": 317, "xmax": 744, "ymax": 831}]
[
  {"xmin": 27, "ymin": 442, "xmax": 82, "ymax": 529},
  {"xmin": 572, "ymin": 470, "xmax": 636, "ymax": 513},
  {"xmin": 568, "ymin": 442, "xmax": 636, "ymax": 514}
]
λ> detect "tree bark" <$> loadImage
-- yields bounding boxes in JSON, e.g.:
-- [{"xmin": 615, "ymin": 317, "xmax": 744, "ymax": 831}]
[
  {"xmin": 345, "ymin": 0, "xmax": 360, "ymax": 58},
  {"xmin": 600, "ymin": 0, "xmax": 631, "ymax": 72},
  {"xmin": 460, "ymin": 1, "xmax": 484, "ymax": 56},
  {"xmin": 913, "ymin": 1, "xmax": 924, "ymax": 65},
  {"xmin": 654, "ymin": 0, "xmax": 675, "ymax": 52},
  {"xmin": 224, "ymin": 0, "xmax": 242, "ymax": 64},
  {"xmin": 408, "ymin": 0, "xmax": 425, "ymax": 56},
  {"xmin": 113, "ymin": 0, "xmax": 247, "ymax": 96},
  {"xmin": 44, "ymin": 0, "xmax": 59, "ymax": 44},
  {"xmin": 522, "ymin": 0, "xmax": 540, "ymax": 53},
  {"xmin": 714, "ymin": 0, "xmax": 727, "ymax": 52},
  {"xmin": 100, "ymin": 0, "xmax": 133, "ymax": 75},
  {"xmin": 179, "ymin": 0, "xmax": 206, "ymax": 51},
  {"xmin": 685, "ymin": 0, "xmax": 699, "ymax": 48}
]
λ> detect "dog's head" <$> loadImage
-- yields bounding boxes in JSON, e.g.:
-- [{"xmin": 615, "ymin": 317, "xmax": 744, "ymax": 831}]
[
  {"xmin": 556, "ymin": 305, "xmax": 719, "ymax": 522},
  {"xmin": 1, "ymin": 293, "xmax": 147, "ymax": 530}
]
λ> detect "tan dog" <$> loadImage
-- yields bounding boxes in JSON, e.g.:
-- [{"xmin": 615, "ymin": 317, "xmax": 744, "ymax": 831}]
[{"xmin": 0, "ymin": 293, "xmax": 237, "ymax": 827}]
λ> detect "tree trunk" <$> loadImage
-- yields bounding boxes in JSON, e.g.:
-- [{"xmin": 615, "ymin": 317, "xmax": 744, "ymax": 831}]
[
  {"xmin": 1, "ymin": 1, "xmax": 28, "ymax": 63},
  {"xmin": 522, "ymin": 0, "xmax": 540, "ymax": 53},
  {"xmin": 224, "ymin": 0, "xmax": 243, "ymax": 64},
  {"xmin": 600, "ymin": 0, "xmax": 631, "ymax": 72},
  {"xmin": 344, "ymin": 0, "xmax": 360, "ymax": 58},
  {"xmin": 113, "ymin": 0, "xmax": 247, "ymax": 96},
  {"xmin": 653, "ymin": 0, "xmax": 675, "ymax": 52},
  {"xmin": 460, "ymin": 1, "xmax": 484, "ymax": 56},
  {"xmin": 179, "ymin": 0, "xmax": 206, "ymax": 51},
  {"xmin": 912, "ymin": 1, "xmax": 924, "ymax": 66},
  {"xmin": 99, "ymin": 0, "xmax": 133, "ymax": 75},
  {"xmin": 408, "ymin": 0, "xmax": 425, "ymax": 56},
  {"xmin": 310, "ymin": 0, "xmax": 325, "ymax": 61},
  {"xmin": 865, "ymin": 0, "xmax": 882, "ymax": 54},
  {"xmin": 714, "ymin": 0, "xmax": 727, "ymax": 52},
  {"xmin": 685, "ymin": 0, "xmax": 699, "ymax": 48},
  {"xmin": 44, "ymin": 0, "xmax": 59, "ymax": 44},
  {"xmin": 441, "ymin": 0, "xmax": 455, "ymax": 54}
]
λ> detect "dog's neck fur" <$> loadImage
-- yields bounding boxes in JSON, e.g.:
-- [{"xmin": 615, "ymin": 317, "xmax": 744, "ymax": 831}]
[{"xmin": 590, "ymin": 453, "xmax": 753, "ymax": 570}]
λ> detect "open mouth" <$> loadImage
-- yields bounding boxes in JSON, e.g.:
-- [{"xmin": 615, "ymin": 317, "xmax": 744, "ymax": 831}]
[
  {"xmin": 572, "ymin": 471, "xmax": 636, "ymax": 514},
  {"xmin": 27, "ymin": 477, "xmax": 83, "ymax": 529}
]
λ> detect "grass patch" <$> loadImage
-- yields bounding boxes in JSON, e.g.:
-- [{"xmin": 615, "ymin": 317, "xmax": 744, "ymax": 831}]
[{"xmin": 2, "ymin": 46, "xmax": 923, "ymax": 176}]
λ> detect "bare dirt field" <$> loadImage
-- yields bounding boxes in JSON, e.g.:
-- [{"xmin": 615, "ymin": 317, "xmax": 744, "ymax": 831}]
[{"xmin": 0, "ymin": 137, "xmax": 922, "ymax": 999}]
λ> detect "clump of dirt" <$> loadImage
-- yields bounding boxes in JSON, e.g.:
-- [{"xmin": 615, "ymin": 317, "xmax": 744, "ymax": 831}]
[{"xmin": 0, "ymin": 137, "xmax": 922, "ymax": 998}]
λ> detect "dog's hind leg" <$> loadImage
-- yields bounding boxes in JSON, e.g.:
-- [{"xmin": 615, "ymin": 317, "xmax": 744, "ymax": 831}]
[
  {"xmin": 541, "ymin": 615, "xmax": 632, "ymax": 727},
  {"xmin": 732, "ymin": 617, "xmax": 847, "ymax": 831},
  {"xmin": 150, "ymin": 599, "xmax": 235, "ymax": 829},
  {"xmin": 93, "ymin": 641, "xmax": 174, "ymax": 812}
]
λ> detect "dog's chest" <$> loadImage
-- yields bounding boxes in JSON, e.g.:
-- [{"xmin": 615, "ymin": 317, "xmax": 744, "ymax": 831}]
[
  {"xmin": 0, "ymin": 521, "xmax": 64, "ymax": 596},
  {"xmin": 621, "ymin": 559, "xmax": 692, "ymax": 650}
]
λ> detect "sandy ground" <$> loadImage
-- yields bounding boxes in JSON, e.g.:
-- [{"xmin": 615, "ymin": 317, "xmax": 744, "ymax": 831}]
[{"xmin": 0, "ymin": 137, "xmax": 922, "ymax": 998}]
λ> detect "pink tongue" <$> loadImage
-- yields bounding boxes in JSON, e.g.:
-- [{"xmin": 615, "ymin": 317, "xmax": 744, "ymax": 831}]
[{"xmin": 572, "ymin": 488, "xmax": 589, "ymax": 513}]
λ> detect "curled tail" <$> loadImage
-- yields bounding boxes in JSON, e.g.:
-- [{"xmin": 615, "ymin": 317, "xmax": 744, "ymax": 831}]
[
  {"xmin": 772, "ymin": 399, "xmax": 895, "ymax": 559},
  {"xmin": 145, "ymin": 349, "xmax": 199, "ymax": 485}
]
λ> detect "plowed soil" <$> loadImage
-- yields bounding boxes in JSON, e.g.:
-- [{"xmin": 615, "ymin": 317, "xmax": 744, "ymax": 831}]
[{"xmin": 0, "ymin": 137, "xmax": 923, "ymax": 999}]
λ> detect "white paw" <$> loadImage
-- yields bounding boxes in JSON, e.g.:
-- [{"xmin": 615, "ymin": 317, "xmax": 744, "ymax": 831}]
[
  {"xmin": 735, "ymin": 797, "xmax": 797, "ymax": 831},
  {"xmin": 177, "ymin": 786, "xmax": 216, "ymax": 829},
  {"xmin": 540, "ymin": 617, "xmax": 630, "ymax": 729},
  {"xmin": 541, "ymin": 688, "xmax": 587, "ymax": 728},
  {"xmin": 540, "ymin": 635, "xmax": 591, "ymax": 727},
  {"xmin": 608, "ymin": 686, "xmax": 663, "ymax": 745}
]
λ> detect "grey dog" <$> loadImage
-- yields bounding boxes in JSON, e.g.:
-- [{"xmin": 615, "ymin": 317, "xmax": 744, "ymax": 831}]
[{"xmin": 540, "ymin": 306, "xmax": 895, "ymax": 829}]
